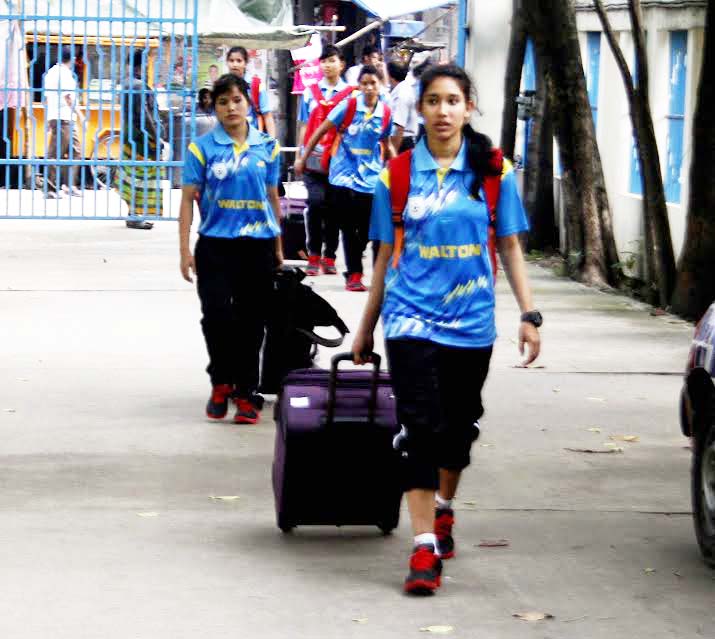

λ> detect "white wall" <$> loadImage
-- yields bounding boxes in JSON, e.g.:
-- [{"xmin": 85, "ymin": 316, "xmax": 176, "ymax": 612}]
[{"xmin": 464, "ymin": 0, "xmax": 513, "ymax": 143}]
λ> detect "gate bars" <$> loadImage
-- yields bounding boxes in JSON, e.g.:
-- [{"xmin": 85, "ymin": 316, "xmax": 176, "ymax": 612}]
[{"xmin": 0, "ymin": 0, "xmax": 200, "ymax": 220}]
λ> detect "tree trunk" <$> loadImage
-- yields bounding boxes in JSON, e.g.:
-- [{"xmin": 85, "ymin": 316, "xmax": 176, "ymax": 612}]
[
  {"xmin": 595, "ymin": 0, "xmax": 676, "ymax": 307},
  {"xmin": 671, "ymin": 1, "xmax": 715, "ymax": 320},
  {"xmin": 524, "ymin": 55, "xmax": 556, "ymax": 252},
  {"xmin": 500, "ymin": 0, "xmax": 527, "ymax": 159},
  {"xmin": 524, "ymin": 0, "xmax": 619, "ymax": 287}
]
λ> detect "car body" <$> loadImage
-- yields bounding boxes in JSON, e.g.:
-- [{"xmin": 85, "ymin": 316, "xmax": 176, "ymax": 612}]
[{"xmin": 680, "ymin": 303, "xmax": 715, "ymax": 567}]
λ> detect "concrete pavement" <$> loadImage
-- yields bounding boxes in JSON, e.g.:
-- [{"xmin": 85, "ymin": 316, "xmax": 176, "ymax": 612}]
[{"xmin": 1, "ymin": 220, "xmax": 713, "ymax": 639}]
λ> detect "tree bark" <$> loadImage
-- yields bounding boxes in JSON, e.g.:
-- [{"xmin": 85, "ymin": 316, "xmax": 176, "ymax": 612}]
[
  {"xmin": 500, "ymin": 0, "xmax": 527, "ymax": 159},
  {"xmin": 524, "ymin": 0, "xmax": 619, "ymax": 287},
  {"xmin": 595, "ymin": 0, "xmax": 676, "ymax": 307},
  {"xmin": 671, "ymin": 1, "xmax": 715, "ymax": 320},
  {"xmin": 524, "ymin": 55, "xmax": 556, "ymax": 252}
]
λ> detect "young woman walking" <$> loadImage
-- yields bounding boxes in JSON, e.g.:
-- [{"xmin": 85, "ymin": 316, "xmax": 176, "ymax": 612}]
[
  {"xmin": 179, "ymin": 74, "xmax": 283, "ymax": 424},
  {"xmin": 352, "ymin": 64, "xmax": 542, "ymax": 595},
  {"xmin": 295, "ymin": 65, "xmax": 394, "ymax": 292},
  {"xmin": 225, "ymin": 46, "xmax": 276, "ymax": 137}
]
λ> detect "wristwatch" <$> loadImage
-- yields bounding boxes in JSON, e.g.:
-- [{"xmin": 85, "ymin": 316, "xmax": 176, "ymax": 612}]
[{"xmin": 521, "ymin": 310, "xmax": 543, "ymax": 328}]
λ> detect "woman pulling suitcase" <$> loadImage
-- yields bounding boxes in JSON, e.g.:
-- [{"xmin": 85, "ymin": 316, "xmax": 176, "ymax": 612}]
[
  {"xmin": 295, "ymin": 65, "xmax": 394, "ymax": 292},
  {"xmin": 179, "ymin": 74, "xmax": 283, "ymax": 424},
  {"xmin": 352, "ymin": 64, "xmax": 542, "ymax": 595}
]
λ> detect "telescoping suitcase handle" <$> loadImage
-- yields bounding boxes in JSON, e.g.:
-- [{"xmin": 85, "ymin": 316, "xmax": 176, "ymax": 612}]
[{"xmin": 325, "ymin": 352, "xmax": 382, "ymax": 426}]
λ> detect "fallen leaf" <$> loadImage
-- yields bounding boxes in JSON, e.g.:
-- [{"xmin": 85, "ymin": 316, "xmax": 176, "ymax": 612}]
[
  {"xmin": 586, "ymin": 397, "xmax": 606, "ymax": 402},
  {"xmin": 419, "ymin": 626, "xmax": 454, "ymax": 634},
  {"xmin": 673, "ymin": 571, "xmax": 683, "ymax": 579},
  {"xmin": 461, "ymin": 500, "xmax": 477, "ymax": 506},
  {"xmin": 563, "ymin": 616, "xmax": 588, "ymax": 623},
  {"xmin": 210, "ymin": 495, "xmax": 240, "ymax": 501},
  {"xmin": 3, "ymin": 408, "xmax": 16, "ymax": 413},
  {"xmin": 565, "ymin": 447, "xmax": 623, "ymax": 454},
  {"xmin": 18, "ymin": 378, "xmax": 28, "ymax": 382},
  {"xmin": 137, "ymin": 512, "xmax": 158, "ymax": 518},
  {"xmin": 586, "ymin": 427, "xmax": 602, "ymax": 433},
  {"xmin": 644, "ymin": 568, "xmax": 656, "ymax": 574},
  {"xmin": 513, "ymin": 612, "xmax": 554, "ymax": 622},
  {"xmin": 609, "ymin": 435, "xmax": 639, "ymax": 443},
  {"xmin": 553, "ymin": 387, "xmax": 561, "ymax": 393},
  {"xmin": 352, "ymin": 618, "xmax": 368, "ymax": 624},
  {"xmin": 478, "ymin": 539, "xmax": 509, "ymax": 547},
  {"xmin": 480, "ymin": 443, "xmax": 494, "ymax": 448}
]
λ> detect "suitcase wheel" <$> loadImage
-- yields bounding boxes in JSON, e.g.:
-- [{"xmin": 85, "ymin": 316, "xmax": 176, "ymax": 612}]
[
  {"xmin": 378, "ymin": 523, "xmax": 396, "ymax": 536},
  {"xmin": 278, "ymin": 515, "xmax": 294, "ymax": 533}
]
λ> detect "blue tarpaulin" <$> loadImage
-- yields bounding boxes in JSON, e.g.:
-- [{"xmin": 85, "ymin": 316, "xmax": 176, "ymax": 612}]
[{"xmin": 350, "ymin": 0, "xmax": 456, "ymax": 22}]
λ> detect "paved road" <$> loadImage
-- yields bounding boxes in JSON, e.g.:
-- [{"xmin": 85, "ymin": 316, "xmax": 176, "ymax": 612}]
[{"xmin": 1, "ymin": 221, "xmax": 712, "ymax": 638}]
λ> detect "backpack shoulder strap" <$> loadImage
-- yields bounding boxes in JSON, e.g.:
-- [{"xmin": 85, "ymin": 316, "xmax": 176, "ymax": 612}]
[
  {"xmin": 309, "ymin": 82, "xmax": 324, "ymax": 105},
  {"xmin": 381, "ymin": 104, "xmax": 392, "ymax": 132},
  {"xmin": 251, "ymin": 76, "xmax": 262, "ymax": 114},
  {"xmin": 482, "ymin": 147, "xmax": 504, "ymax": 277},
  {"xmin": 387, "ymin": 149, "xmax": 413, "ymax": 269},
  {"xmin": 482, "ymin": 147, "xmax": 504, "ymax": 224},
  {"xmin": 332, "ymin": 85, "xmax": 356, "ymax": 104},
  {"xmin": 339, "ymin": 97, "xmax": 358, "ymax": 133}
]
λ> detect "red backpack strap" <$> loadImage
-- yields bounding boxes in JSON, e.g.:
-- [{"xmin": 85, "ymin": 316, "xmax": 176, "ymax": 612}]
[
  {"xmin": 482, "ymin": 147, "xmax": 504, "ymax": 277},
  {"xmin": 332, "ymin": 85, "xmax": 357, "ymax": 105},
  {"xmin": 387, "ymin": 149, "xmax": 413, "ymax": 269},
  {"xmin": 339, "ymin": 97, "xmax": 358, "ymax": 133},
  {"xmin": 251, "ymin": 76, "xmax": 262, "ymax": 113},
  {"xmin": 381, "ymin": 104, "xmax": 392, "ymax": 132},
  {"xmin": 309, "ymin": 82, "xmax": 323, "ymax": 106}
]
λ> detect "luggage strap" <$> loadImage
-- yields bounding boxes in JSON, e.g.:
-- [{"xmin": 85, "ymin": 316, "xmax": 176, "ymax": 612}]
[{"xmin": 295, "ymin": 325, "xmax": 348, "ymax": 349}]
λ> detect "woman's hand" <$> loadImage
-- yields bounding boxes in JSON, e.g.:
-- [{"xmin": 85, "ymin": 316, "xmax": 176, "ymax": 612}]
[
  {"xmin": 351, "ymin": 330, "xmax": 375, "ymax": 365},
  {"xmin": 294, "ymin": 157, "xmax": 305, "ymax": 179},
  {"xmin": 180, "ymin": 251, "xmax": 196, "ymax": 283},
  {"xmin": 275, "ymin": 250, "xmax": 284, "ymax": 268},
  {"xmin": 519, "ymin": 321, "xmax": 541, "ymax": 366}
]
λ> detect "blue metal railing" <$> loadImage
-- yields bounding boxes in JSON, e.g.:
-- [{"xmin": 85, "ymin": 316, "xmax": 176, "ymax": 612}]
[{"xmin": 0, "ymin": 0, "xmax": 199, "ymax": 220}]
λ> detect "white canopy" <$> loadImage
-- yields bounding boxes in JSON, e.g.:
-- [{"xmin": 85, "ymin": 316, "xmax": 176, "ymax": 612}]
[
  {"xmin": 3, "ymin": 0, "xmax": 314, "ymax": 48},
  {"xmin": 350, "ymin": 0, "xmax": 456, "ymax": 21}
]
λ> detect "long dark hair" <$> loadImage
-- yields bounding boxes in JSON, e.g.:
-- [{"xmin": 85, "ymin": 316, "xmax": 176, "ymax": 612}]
[
  {"xmin": 226, "ymin": 46, "xmax": 248, "ymax": 63},
  {"xmin": 211, "ymin": 73, "xmax": 252, "ymax": 110},
  {"xmin": 419, "ymin": 64, "xmax": 499, "ymax": 199}
]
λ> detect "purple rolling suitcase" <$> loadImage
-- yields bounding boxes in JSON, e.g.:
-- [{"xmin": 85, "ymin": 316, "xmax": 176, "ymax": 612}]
[{"xmin": 272, "ymin": 353, "xmax": 403, "ymax": 533}]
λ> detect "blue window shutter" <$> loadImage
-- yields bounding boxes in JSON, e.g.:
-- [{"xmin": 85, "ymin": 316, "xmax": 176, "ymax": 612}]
[
  {"xmin": 587, "ymin": 32, "xmax": 601, "ymax": 130},
  {"xmin": 665, "ymin": 30, "xmax": 687, "ymax": 203}
]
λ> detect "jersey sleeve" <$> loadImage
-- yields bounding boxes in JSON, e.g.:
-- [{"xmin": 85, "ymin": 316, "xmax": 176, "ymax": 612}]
[
  {"xmin": 258, "ymin": 85, "xmax": 272, "ymax": 114},
  {"xmin": 494, "ymin": 168, "xmax": 530, "ymax": 238},
  {"xmin": 368, "ymin": 169, "xmax": 395, "ymax": 244},
  {"xmin": 298, "ymin": 89, "xmax": 311, "ymax": 123},
  {"xmin": 327, "ymin": 100, "xmax": 348, "ymax": 128},
  {"xmin": 265, "ymin": 140, "xmax": 281, "ymax": 187},
  {"xmin": 183, "ymin": 139, "xmax": 206, "ymax": 187}
]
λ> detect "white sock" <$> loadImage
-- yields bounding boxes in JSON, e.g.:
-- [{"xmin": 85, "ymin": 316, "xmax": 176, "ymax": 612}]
[
  {"xmin": 435, "ymin": 493, "xmax": 453, "ymax": 510},
  {"xmin": 414, "ymin": 532, "xmax": 438, "ymax": 549}
]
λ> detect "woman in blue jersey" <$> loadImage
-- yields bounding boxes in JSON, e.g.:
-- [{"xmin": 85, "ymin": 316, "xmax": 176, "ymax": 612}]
[
  {"xmin": 295, "ymin": 65, "xmax": 394, "ymax": 292},
  {"xmin": 179, "ymin": 74, "xmax": 283, "ymax": 425},
  {"xmin": 352, "ymin": 64, "xmax": 542, "ymax": 595},
  {"xmin": 226, "ymin": 46, "xmax": 276, "ymax": 137}
]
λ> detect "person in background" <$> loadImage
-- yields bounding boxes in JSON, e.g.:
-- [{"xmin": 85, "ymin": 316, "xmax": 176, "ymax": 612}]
[
  {"xmin": 197, "ymin": 88, "xmax": 213, "ymax": 114},
  {"xmin": 226, "ymin": 46, "xmax": 276, "ymax": 137},
  {"xmin": 296, "ymin": 65, "xmax": 394, "ymax": 292},
  {"xmin": 43, "ymin": 49, "xmax": 85, "ymax": 199},
  {"xmin": 297, "ymin": 44, "xmax": 350, "ymax": 277},
  {"xmin": 179, "ymin": 74, "xmax": 283, "ymax": 425},
  {"xmin": 386, "ymin": 61, "xmax": 411, "ymax": 150},
  {"xmin": 352, "ymin": 63, "xmax": 541, "ymax": 595},
  {"xmin": 207, "ymin": 64, "xmax": 219, "ymax": 88},
  {"xmin": 117, "ymin": 50, "xmax": 164, "ymax": 230},
  {"xmin": 345, "ymin": 45, "xmax": 380, "ymax": 86}
]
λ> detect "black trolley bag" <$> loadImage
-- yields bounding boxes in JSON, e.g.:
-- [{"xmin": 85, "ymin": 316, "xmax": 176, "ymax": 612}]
[{"xmin": 272, "ymin": 353, "xmax": 403, "ymax": 534}]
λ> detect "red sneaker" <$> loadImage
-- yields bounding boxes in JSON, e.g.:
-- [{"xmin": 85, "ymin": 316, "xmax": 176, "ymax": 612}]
[
  {"xmin": 404, "ymin": 544, "xmax": 442, "ymax": 595},
  {"xmin": 234, "ymin": 397, "xmax": 261, "ymax": 424},
  {"xmin": 306, "ymin": 255, "xmax": 321, "ymax": 276},
  {"xmin": 435, "ymin": 508, "xmax": 455, "ymax": 559},
  {"xmin": 206, "ymin": 384, "xmax": 233, "ymax": 419},
  {"xmin": 345, "ymin": 273, "xmax": 367, "ymax": 292},
  {"xmin": 321, "ymin": 257, "xmax": 337, "ymax": 275}
]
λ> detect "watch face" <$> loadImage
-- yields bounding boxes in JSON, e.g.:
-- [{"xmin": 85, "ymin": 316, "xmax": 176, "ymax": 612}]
[{"xmin": 523, "ymin": 311, "xmax": 543, "ymax": 327}]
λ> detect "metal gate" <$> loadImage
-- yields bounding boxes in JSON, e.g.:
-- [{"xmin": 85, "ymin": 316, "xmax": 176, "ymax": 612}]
[{"xmin": 0, "ymin": 0, "xmax": 199, "ymax": 220}]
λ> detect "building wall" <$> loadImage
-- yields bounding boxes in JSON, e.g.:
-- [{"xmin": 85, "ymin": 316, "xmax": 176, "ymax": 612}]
[{"xmin": 464, "ymin": 1, "xmax": 706, "ymax": 271}]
